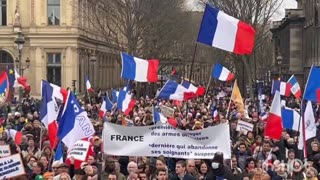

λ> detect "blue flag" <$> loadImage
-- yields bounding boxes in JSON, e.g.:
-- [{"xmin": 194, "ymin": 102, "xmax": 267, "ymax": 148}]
[{"xmin": 58, "ymin": 91, "xmax": 95, "ymax": 149}]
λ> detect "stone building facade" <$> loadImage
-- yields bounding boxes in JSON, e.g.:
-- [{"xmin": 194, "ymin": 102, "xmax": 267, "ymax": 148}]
[
  {"xmin": 0, "ymin": 0, "xmax": 123, "ymax": 96},
  {"xmin": 271, "ymin": 0, "xmax": 320, "ymax": 86}
]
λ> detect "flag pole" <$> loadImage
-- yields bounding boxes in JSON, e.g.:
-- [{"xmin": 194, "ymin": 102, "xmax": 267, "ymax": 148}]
[
  {"xmin": 87, "ymin": 90, "xmax": 92, "ymax": 105},
  {"xmin": 298, "ymin": 64, "xmax": 314, "ymax": 159},
  {"xmin": 188, "ymin": 43, "xmax": 198, "ymax": 82},
  {"xmin": 204, "ymin": 68, "xmax": 213, "ymax": 97},
  {"xmin": 226, "ymin": 80, "xmax": 236, "ymax": 119}
]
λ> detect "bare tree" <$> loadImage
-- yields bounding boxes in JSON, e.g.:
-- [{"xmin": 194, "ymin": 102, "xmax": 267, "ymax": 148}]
[
  {"xmin": 197, "ymin": 0, "xmax": 283, "ymax": 98},
  {"xmin": 76, "ymin": 0, "xmax": 188, "ymax": 59}
]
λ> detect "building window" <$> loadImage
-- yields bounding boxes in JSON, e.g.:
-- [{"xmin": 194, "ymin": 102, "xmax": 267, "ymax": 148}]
[
  {"xmin": 47, "ymin": 53, "xmax": 61, "ymax": 86},
  {"xmin": 0, "ymin": 0, "xmax": 6, "ymax": 26},
  {"xmin": 47, "ymin": 0, "xmax": 60, "ymax": 25}
]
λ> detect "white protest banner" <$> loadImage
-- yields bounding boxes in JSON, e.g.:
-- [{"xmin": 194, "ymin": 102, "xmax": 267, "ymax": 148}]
[
  {"xmin": 236, "ymin": 120, "xmax": 254, "ymax": 134},
  {"xmin": 0, "ymin": 145, "xmax": 11, "ymax": 157},
  {"xmin": 0, "ymin": 153, "xmax": 25, "ymax": 179},
  {"xmin": 159, "ymin": 105, "xmax": 174, "ymax": 117},
  {"xmin": 67, "ymin": 140, "xmax": 90, "ymax": 161},
  {"xmin": 103, "ymin": 122, "xmax": 231, "ymax": 159}
]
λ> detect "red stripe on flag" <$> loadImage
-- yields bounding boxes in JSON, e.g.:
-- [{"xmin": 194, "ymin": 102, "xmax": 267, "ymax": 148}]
[
  {"xmin": 48, "ymin": 121, "xmax": 58, "ymax": 148},
  {"xmin": 146, "ymin": 59, "xmax": 159, "ymax": 82},
  {"xmin": 233, "ymin": 21, "xmax": 256, "ymax": 55},
  {"xmin": 124, "ymin": 99, "xmax": 136, "ymax": 115},
  {"xmin": 226, "ymin": 73, "xmax": 235, "ymax": 81},
  {"xmin": 264, "ymin": 113, "xmax": 282, "ymax": 140},
  {"xmin": 15, "ymin": 131, "xmax": 23, "ymax": 145}
]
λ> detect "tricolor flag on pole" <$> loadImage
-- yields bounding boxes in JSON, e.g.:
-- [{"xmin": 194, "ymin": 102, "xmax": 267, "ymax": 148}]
[
  {"xmin": 212, "ymin": 63, "xmax": 234, "ymax": 81},
  {"xmin": 303, "ymin": 66, "xmax": 320, "ymax": 102},
  {"xmin": 153, "ymin": 107, "xmax": 167, "ymax": 124},
  {"xmin": 287, "ymin": 75, "xmax": 301, "ymax": 99},
  {"xmin": 281, "ymin": 107, "xmax": 300, "ymax": 131},
  {"xmin": 271, "ymin": 80, "xmax": 291, "ymax": 97},
  {"xmin": 85, "ymin": 76, "xmax": 94, "ymax": 93},
  {"xmin": 58, "ymin": 91, "xmax": 95, "ymax": 150},
  {"xmin": 40, "ymin": 80, "xmax": 60, "ymax": 148},
  {"xmin": 197, "ymin": 4, "xmax": 255, "ymax": 55},
  {"xmin": 117, "ymin": 89, "xmax": 136, "ymax": 115},
  {"xmin": 264, "ymin": 91, "xmax": 283, "ymax": 140},
  {"xmin": 121, "ymin": 52, "xmax": 159, "ymax": 82},
  {"xmin": 156, "ymin": 80, "xmax": 188, "ymax": 101},
  {"xmin": 298, "ymin": 101, "xmax": 317, "ymax": 157},
  {"xmin": 99, "ymin": 96, "xmax": 114, "ymax": 118}
]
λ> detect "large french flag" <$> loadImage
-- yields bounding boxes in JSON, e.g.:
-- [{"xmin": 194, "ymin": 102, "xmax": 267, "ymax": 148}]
[
  {"xmin": 58, "ymin": 91, "xmax": 95, "ymax": 150},
  {"xmin": 117, "ymin": 89, "xmax": 136, "ymax": 115},
  {"xmin": 212, "ymin": 63, "xmax": 234, "ymax": 81},
  {"xmin": 41, "ymin": 80, "xmax": 68, "ymax": 103},
  {"xmin": 281, "ymin": 107, "xmax": 300, "ymax": 131},
  {"xmin": 264, "ymin": 91, "xmax": 283, "ymax": 140},
  {"xmin": 271, "ymin": 80, "xmax": 291, "ymax": 97},
  {"xmin": 40, "ymin": 80, "xmax": 60, "ymax": 148},
  {"xmin": 121, "ymin": 52, "xmax": 159, "ymax": 82},
  {"xmin": 304, "ymin": 66, "xmax": 320, "ymax": 102},
  {"xmin": 197, "ymin": 4, "xmax": 255, "ymax": 55},
  {"xmin": 181, "ymin": 80, "xmax": 198, "ymax": 93},
  {"xmin": 157, "ymin": 80, "xmax": 188, "ymax": 101},
  {"xmin": 287, "ymin": 75, "xmax": 301, "ymax": 99}
]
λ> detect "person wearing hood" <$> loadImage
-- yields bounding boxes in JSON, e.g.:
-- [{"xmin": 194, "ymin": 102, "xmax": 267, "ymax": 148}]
[{"xmin": 206, "ymin": 152, "xmax": 236, "ymax": 180}]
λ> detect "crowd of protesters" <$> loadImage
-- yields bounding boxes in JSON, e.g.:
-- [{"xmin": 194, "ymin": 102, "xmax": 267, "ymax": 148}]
[{"xmin": 1, "ymin": 84, "xmax": 320, "ymax": 180}]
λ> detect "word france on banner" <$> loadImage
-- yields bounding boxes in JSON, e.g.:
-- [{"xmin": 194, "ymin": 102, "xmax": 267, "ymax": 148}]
[
  {"xmin": 103, "ymin": 122, "xmax": 231, "ymax": 159},
  {"xmin": 0, "ymin": 154, "xmax": 25, "ymax": 179},
  {"xmin": 236, "ymin": 120, "xmax": 254, "ymax": 134},
  {"xmin": 67, "ymin": 140, "xmax": 90, "ymax": 161},
  {"xmin": 0, "ymin": 145, "xmax": 11, "ymax": 157},
  {"xmin": 159, "ymin": 105, "xmax": 174, "ymax": 118}
]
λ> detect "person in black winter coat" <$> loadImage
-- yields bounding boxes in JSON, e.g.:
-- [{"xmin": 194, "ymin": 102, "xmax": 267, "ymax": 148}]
[
  {"xmin": 172, "ymin": 160, "xmax": 196, "ymax": 180},
  {"xmin": 205, "ymin": 152, "xmax": 238, "ymax": 180}
]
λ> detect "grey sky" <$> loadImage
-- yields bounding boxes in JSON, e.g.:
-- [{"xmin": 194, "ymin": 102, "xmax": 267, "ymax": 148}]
[{"xmin": 186, "ymin": 0, "xmax": 298, "ymax": 21}]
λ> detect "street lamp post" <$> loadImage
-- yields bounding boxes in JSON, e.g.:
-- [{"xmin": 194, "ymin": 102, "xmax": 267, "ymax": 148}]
[
  {"xmin": 14, "ymin": 31, "xmax": 29, "ymax": 101},
  {"xmin": 276, "ymin": 53, "xmax": 283, "ymax": 80}
]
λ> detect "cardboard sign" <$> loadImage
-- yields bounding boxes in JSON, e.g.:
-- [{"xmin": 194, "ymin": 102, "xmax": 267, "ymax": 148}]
[
  {"xmin": 67, "ymin": 140, "xmax": 90, "ymax": 161},
  {"xmin": 159, "ymin": 105, "xmax": 174, "ymax": 117},
  {"xmin": 0, "ymin": 145, "xmax": 11, "ymax": 157},
  {"xmin": 0, "ymin": 154, "xmax": 25, "ymax": 179},
  {"xmin": 103, "ymin": 122, "xmax": 231, "ymax": 159},
  {"xmin": 236, "ymin": 120, "xmax": 254, "ymax": 134}
]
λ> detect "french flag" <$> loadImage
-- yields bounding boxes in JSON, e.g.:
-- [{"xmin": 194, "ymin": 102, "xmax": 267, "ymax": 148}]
[
  {"xmin": 85, "ymin": 76, "xmax": 94, "ymax": 93},
  {"xmin": 121, "ymin": 52, "xmax": 159, "ymax": 82},
  {"xmin": 181, "ymin": 80, "xmax": 198, "ymax": 93},
  {"xmin": 260, "ymin": 112, "xmax": 268, "ymax": 121},
  {"xmin": 54, "ymin": 141, "xmax": 64, "ymax": 163},
  {"xmin": 211, "ymin": 105, "xmax": 219, "ymax": 121},
  {"xmin": 304, "ymin": 66, "xmax": 320, "ymax": 102},
  {"xmin": 212, "ymin": 63, "xmax": 234, "ymax": 81},
  {"xmin": 41, "ymin": 80, "xmax": 68, "ymax": 103},
  {"xmin": 5, "ymin": 129, "xmax": 22, "ymax": 145},
  {"xmin": 287, "ymin": 75, "xmax": 301, "ymax": 99},
  {"xmin": 153, "ymin": 107, "xmax": 167, "ymax": 124},
  {"xmin": 40, "ymin": 80, "xmax": 60, "ymax": 148},
  {"xmin": 99, "ymin": 96, "xmax": 113, "ymax": 118},
  {"xmin": 6, "ymin": 65, "xmax": 30, "ymax": 91},
  {"xmin": 117, "ymin": 89, "xmax": 136, "ymax": 115},
  {"xmin": 197, "ymin": 4, "xmax": 255, "ymax": 55},
  {"xmin": 271, "ymin": 80, "xmax": 291, "ymax": 97},
  {"xmin": 157, "ymin": 80, "xmax": 188, "ymax": 101},
  {"xmin": 58, "ymin": 91, "xmax": 95, "ymax": 150},
  {"xmin": 281, "ymin": 107, "xmax": 300, "ymax": 131},
  {"xmin": 264, "ymin": 91, "xmax": 283, "ymax": 140},
  {"xmin": 112, "ymin": 89, "xmax": 119, "ymax": 103}
]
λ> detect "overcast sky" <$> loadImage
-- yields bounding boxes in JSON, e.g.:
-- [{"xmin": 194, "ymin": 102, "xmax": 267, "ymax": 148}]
[{"xmin": 186, "ymin": 0, "xmax": 298, "ymax": 21}]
